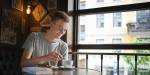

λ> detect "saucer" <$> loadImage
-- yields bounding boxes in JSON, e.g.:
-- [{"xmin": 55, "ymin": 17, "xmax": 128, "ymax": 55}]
[
  {"xmin": 59, "ymin": 66, "xmax": 75, "ymax": 68},
  {"xmin": 52, "ymin": 66, "xmax": 75, "ymax": 70}
]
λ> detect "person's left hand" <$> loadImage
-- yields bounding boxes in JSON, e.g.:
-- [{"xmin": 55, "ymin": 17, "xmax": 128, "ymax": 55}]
[{"xmin": 46, "ymin": 52, "xmax": 63, "ymax": 62}]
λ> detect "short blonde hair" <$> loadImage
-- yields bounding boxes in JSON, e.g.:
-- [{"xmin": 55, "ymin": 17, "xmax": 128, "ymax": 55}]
[
  {"xmin": 48, "ymin": 10, "xmax": 69, "ymax": 23},
  {"xmin": 42, "ymin": 10, "xmax": 70, "ymax": 32}
]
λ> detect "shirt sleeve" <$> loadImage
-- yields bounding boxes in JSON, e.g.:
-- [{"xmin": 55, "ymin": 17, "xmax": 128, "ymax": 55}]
[{"xmin": 22, "ymin": 32, "xmax": 36, "ymax": 51}]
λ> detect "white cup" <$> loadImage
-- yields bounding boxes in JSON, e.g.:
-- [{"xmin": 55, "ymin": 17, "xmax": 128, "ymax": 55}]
[{"xmin": 62, "ymin": 60, "xmax": 73, "ymax": 68}]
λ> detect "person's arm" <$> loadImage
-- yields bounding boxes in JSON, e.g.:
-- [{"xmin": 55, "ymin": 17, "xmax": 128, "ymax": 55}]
[
  {"xmin": 21, "ymin": 49, "xmax": 45, "ymax": 67},
  {"xmin": 21, "ymin": 49, "xmax": 63, "ymax": 67}
]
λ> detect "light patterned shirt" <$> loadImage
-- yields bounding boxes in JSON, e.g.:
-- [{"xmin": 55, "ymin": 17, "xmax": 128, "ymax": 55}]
[{"xmin": 22, "ymin": 32, "xmax": 68, "ymax": 64}]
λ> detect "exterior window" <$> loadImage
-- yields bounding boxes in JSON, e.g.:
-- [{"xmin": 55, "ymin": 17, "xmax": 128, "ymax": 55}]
[
  {"xmin": 78, "ymin": 10, "xmax": 150, "ymax": 44},
  {"xmin": 137, "ymin": 10, "xmax": 150, "ymax": 24},
  {"xmin": 70, "ymin": 0, "xmax": 150, "ymax": 74},
  {"xmin": 97, "ymin": 0, "xmax": 104, "ymax": 3},
  {"xmin": 96, "ymin": 39, "xmax": 104, "ymax": 44},
  {"xmin": 96, "ymin": 14, "xmax": 104, "ymax": 28},
  {"xmin": 112, "ymin": 38, "xmax": 121, "ymax": 44},
  {"xmin": 112, "ymin": 38, "xmax": 122, "ymax": 53},
  {"xmin": 79, "ymin": 0, "xmax": 149, "ymax": 9},
  {"xmin": 79, "ymin": 25, "xmax": 85, "ymax": 41},
  {"xmin": 136, "ymin": 38, "xmax": 150, "ymax": 43},
  {"xmin": 80, "ymin": 1, "xmax": 86, "ymax": 9},
  {"xmin": 113, "ymin": 12, "xmax": 122, "ymax": 27},
  {"xmin": 80, "ymin": 25, "xmax": 85, "ymax": 33},
  {"xmin": 114, "ymin": 0, "xmax": 121, "ymax": 2},
  {"xmin": 80, "ymin": 36, "xmax": 85, "ymax": 41}
]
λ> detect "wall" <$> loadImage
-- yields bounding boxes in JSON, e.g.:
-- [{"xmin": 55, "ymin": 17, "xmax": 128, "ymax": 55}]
[{"xmin": 0, "ymin": 0, "xmax": 59, "ymax": 74}]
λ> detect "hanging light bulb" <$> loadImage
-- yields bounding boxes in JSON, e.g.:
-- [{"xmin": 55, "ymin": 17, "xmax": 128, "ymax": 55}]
[{"xmin": 26, "ymin": 5, "xmax": 31, "ymax": 14}]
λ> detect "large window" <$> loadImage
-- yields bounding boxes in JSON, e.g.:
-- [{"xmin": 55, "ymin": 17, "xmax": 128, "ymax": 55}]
[
  {"xmin": 68, "ymin": 0, "xmax": 150, "ymax": 75},
  {"xmin": 78, "ymin": 0, "xmax": 150, "ymax": 10},
  {"xmin": 78, "ymin": 10, "xmax": 150, "ymax": 44}
]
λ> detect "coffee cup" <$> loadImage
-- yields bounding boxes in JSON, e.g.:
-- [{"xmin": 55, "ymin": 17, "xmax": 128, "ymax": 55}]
[{"xmin": 62, "ymin": 60, "xmax": 73, "ymax": 68}]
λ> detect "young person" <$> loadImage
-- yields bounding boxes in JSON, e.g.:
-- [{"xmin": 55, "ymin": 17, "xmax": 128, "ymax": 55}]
[{"xmin": 21, "ymin": 10, "xmax": 70, "ymax": 67}]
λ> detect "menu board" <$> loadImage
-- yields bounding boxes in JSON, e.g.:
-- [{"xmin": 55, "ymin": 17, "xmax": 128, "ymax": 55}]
[{"xmin": 0, "ymin": 9, "xmax": 24, "ymax": 45}]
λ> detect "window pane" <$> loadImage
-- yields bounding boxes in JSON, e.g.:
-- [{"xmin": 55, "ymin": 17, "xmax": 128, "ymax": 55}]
[
  {"xmin": 137, "ymin": 56, "xmax": 150, "ymax": 75},
  {"xmin": 77, "ymin": 54, "xmax": 86, "ymax": 68},
  {"xmin": 103, "ymin": 55, "xmax": 117, "ymax": 75},
  {"xmin": 78, "ymin": 9, "xmax": 150, "ymax": 44},
  {"xmin": 77, "ymin": 49, "xmax": 150, "ymax": 75},
  {"xmin": 79, "ymin": 0, "xmax": 150, "ymax": 10},
  {"xmin": 88, "ymin": 55, "xmax": 101, "ymax": 71},
  {"xmin": 120, "ymin": 55, "xmax": 135, "ymax": 75}
]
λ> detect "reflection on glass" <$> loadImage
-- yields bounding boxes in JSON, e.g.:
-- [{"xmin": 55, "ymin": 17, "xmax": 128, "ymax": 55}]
[
  {"xmin": 120, "ymin": 56, "xmax": 135, "ymax": 75},
  {"xmin": 88, "ymin": 55, "xmax": 101, "ymax": 71},
  {"xmin": 78, "ymin": 10, "xmax": 150, "ymax": 44},
  {"xmin": 79, "ymin": 0, "xmax": 150, "ymax": 10},
  {"xmin": 137, "ymin": 56, "xmax": 150, "ymax": 75},
  {"xmin": 77, "ymin": 50, "xmax": 150, "ymax": 75},
  {"xmin": 77, "ymin": 54, "xmax": 86, "ymax": 68},
  {"xmin": 103, "ymin": 55, "xmax": 117, "ymax": 75}
]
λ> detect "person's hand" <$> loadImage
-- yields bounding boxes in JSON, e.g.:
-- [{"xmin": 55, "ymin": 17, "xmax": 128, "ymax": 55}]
[{"xmin": 45, "ymin": 52, "xmax": 63, "ymax": 62}]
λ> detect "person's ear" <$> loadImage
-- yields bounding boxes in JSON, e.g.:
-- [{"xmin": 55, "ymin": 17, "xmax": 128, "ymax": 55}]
[{"xmin": 49, "ymin": 22, "xmax": 55, "ymax": 27}]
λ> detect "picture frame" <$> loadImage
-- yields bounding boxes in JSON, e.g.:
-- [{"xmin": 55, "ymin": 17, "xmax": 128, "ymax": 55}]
[
  {"xmin": 32, "ymin": 3, "xmax": 47, "ymax": 22},
  {"xmin": 0, "ymin": 9, "xmax": 24, "ymax": 45},
  {"xmin": 40, "ymin": 14, "xmax": 51, "ymax": 27}
]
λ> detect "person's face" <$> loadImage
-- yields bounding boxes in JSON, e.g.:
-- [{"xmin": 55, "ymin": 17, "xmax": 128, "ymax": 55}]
[{"xmin": 47, "ymin": 19, "xmax": 68, "ymax": 39}]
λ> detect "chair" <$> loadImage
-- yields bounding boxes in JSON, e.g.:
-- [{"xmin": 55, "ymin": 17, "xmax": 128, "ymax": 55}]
[{"xmin": 0, "ymin": 43, "xmax": 23, "ymax": 75}]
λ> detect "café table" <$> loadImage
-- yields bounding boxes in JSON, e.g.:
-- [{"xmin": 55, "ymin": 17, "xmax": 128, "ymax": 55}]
[{"xmin": 23, "ymin": 67, "xmax": 101, "ymax": 75}]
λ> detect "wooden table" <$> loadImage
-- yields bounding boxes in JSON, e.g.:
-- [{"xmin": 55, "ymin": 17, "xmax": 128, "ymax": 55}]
[
  {"xmin": 52, "ymin": 68, "xmax": 101, "ymax": 75},
  {"xmin": 23, "ymin": 68, "xmax": 101, "ymax": 75}
]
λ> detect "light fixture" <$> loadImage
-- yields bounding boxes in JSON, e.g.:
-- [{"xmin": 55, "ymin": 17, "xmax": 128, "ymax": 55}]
[
  {"xmin": 26, "ymin": 0, "xmax": 31, "ymax": 14},
  {"xmin": 26, "ymin": 5, "xmax": 31, "ymax": 14}
]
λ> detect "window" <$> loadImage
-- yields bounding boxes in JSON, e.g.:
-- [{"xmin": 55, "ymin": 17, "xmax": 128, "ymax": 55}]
[
  {"xmin": 77, "ymin": 10, "xmax": 150, "ymax": 44},
  {"xmin": 112, "ymin": 38, "xmax": 122, "ymax": 44},
  {"xmin": 69, "ymin": 0, "xmax": 150, "ymax": 74},
  {"xmin": 136, "ymin": 38, "xmax": 150, "ymax": 43},
  {"xmin": 113, "ymin": 12, "xmax": 122, "ymax": 27},
  {"xmin": 96, "ymin": 39, "xmax": 104, "ymax": 44},
  {"xmin": 78, "ymin": 0, "xmax": 150, "ymax": 10},
  {"xmin": 112, "ymin": 38, "xmax": 122, "ymax": 53},
  {"xmin": 113, "ymin": 0, "xmax": 121, "ymax": 2},
  {"xmin": 97, "ymin": 0, "xmax": 104, "ymax": 3},
  {"xmin": 137, "ymin": 10, "xmax": 150, "ymax": 24},
  {"xmin": 79, "ymin": 1, "xmax": 86, "ymax": 9},
  {"xmin": 96, "ymin": 14, "xmax": 104, "ymax": 28},
  {"xmin": 79, "ymin": 25, "xmax": 85, "ymax": 41},
  {"xmin": 80, "ymin": 25, "xmax": 85, "ymax": 33}
]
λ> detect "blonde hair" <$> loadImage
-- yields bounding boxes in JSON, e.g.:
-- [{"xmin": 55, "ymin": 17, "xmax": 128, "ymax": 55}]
[
  {"xmin": 42, "ymin": 10, "xmax": 70, "ymax": 32},
  {"xmin": 48, "ymin": 10, "xmax": 69, "ymax": 23}
]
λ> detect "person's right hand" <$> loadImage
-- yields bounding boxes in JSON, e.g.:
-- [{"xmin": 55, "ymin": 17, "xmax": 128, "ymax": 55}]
[{"xmin": 45, "ymin": 52, "xmax": 63, "ymax": 62}]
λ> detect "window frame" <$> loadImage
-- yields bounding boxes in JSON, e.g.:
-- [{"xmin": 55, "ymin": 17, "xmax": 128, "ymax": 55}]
[
  {"xmin": 71, "ymin": 0, "xmax": 150, "ymax": 68},
  {"xmin": 72, "ymin": 1, "xmax": 150, "ymax": 49}
]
